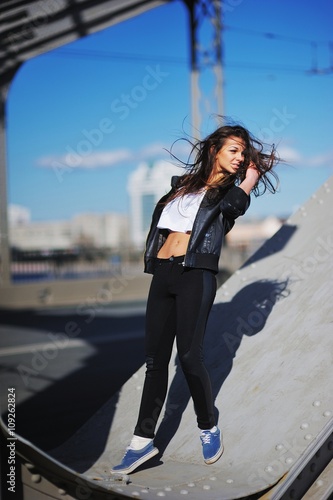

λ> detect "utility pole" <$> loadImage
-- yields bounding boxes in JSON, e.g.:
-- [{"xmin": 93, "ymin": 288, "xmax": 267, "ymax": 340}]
[
  {"xmin": 186, "ymin": 0, "xmax": 224, "ymax": 139},
  {"xmin": 0, "ymin": 86, "xmax": 10, "ymax": 284}
]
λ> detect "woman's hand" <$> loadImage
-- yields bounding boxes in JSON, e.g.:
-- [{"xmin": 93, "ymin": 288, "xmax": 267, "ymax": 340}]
[
  {"xmin": 239, "ymin": 162, "xmax": 260, "ymax": 195},
  {"xmin": 246, "ymin": 162, "xmax": 260, "ymax": 182}
]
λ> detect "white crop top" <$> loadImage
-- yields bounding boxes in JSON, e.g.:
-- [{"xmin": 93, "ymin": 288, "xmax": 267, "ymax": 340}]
[{"xmin": 157, "ymin": 191, "xmax": 206, "ymax": 233}]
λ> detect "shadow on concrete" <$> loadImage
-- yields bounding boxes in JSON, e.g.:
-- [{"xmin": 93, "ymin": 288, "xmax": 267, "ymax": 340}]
[
  {"xmin": 0, "ymin": 222, "xmax": 297, "ymax": 479},
  {"xmin": 0, "ymin": 224, "xmax": 294, "ymax": 469},
  {"xmin": 0, "ymin": 309, "xmax": 146, "ymax": 453},
  {"xmin": 241, "ymin": 223, "xmax": 297, "ymax": 268},
  {"xmin": 154, "ymin": 278, "xmax": 289, "ymax": 456},
  {"xmin": 0, "ymin": 279, "xmax": 290, "ymax": 472}
]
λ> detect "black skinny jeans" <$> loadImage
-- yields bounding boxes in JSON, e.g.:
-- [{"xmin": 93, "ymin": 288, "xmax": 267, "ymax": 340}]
[{"xmin": 134, "ymin": 255, "xmax": 217, "ymax": 439}]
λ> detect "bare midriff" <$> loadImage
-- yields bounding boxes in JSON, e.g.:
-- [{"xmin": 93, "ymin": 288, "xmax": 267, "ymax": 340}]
[{"xmin": 157, "ymin": 231, "xmax": 191, "ymax": 258}]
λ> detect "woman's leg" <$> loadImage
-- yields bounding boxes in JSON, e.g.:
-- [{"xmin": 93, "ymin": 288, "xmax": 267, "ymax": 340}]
[
  {"xmin": 111, "ymin": 263, "xmax": 221, "ymax": 473},
  {"xmin": 174, "ymin": 268, "xmax": 217, "ymax": 430},
  {"xmin": 134, "ymin": 263, "xmax": 177, "ymax": 438},
  {"xmin": 111, "ymin": 267, "xmax": 175, "ymax": 474}
]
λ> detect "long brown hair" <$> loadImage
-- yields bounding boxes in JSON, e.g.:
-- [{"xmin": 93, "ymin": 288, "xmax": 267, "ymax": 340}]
[{"xmin": 167, "ymin": 122, "xmax": 280, "ymax": 199}]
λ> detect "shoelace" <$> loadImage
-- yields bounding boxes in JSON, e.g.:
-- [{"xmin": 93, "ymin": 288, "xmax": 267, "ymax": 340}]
[{"xmin": 201, "ymin": 432, "xmax": 212, "ymax": 444}]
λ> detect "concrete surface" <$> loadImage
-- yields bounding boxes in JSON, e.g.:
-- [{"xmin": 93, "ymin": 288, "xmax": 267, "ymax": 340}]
[{"xmin": 47, "ymin": 176, "xmax": 333, "ymax": 499}]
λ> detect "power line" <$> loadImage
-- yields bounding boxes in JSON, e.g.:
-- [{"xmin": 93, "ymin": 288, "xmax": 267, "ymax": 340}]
[
  {"xmin": 51, "ymin": 48, "xmax": 187, "ymax": 65},
  {"xmin": 223, "ymin": 24, "xmax": 333, "ymax": 75},
  {"xmin": 224, "ymin": 24, "xmax": 331, "ymax": 47},
  {"xmin": 50, "ymin": 47, "xmax": 333, "ymax": 76},
  {"xmin": 49, "ymin": 20, "xmax": 333, "ymax": 76}
]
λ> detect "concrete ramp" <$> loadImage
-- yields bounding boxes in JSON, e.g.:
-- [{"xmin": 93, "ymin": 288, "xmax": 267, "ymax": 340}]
[{"xmin": 3, "ymin": 176, "xmax": 333, "ymax": 499}]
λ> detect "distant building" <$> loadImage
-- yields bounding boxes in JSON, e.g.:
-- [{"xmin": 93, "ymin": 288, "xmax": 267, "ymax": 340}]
[
  {"xmin": 8, "ymin": 204, "xmax": 31, "ymax": 226},
  {"xmin": 71, "ymin": 213, "xmax": 129, "ymax": 249},
  {"xmin": 9, "ymin": 211, "xmax": 129, "ymax": 251},
  {"xmin": 226, "ymin": 216, "xmax": 282, "ymax": 253},
  {"xmin": 8, "ymin": 162, "xmax": 283, "ymax": 264},
  {"xmin": 10, "ymin": 219, "xmax": 72, "ymax": 251},
  {"xmin": 127, "ymin": 160, "xmax": 181, "ymax": 248}
]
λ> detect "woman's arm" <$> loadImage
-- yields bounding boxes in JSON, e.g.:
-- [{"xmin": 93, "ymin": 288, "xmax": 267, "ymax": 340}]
[
  {"xmin": 219, "ymin": 163, "xmax": 260, "ymax": 218},
  {"xmin": 238, "ymin": 163, "xmax": 260, "ymax": 195}
]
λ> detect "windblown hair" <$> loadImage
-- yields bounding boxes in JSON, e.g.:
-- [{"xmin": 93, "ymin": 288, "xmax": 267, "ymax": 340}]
[{"xmin": 168, "ymin": 121, "xmax": 280, "ymax": 199}]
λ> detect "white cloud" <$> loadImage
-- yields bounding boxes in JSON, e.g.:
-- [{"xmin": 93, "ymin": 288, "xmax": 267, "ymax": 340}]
[
  {"xmin": 35, "ymin": 133, "xmax": 200, "ymax": 172},
  {"xmin": 37, "ymin": 149, "xmax": 132, "ymax": 169},
  {"xmin": 37, "ymin": 143, "xmax": 333, "ymax": 172},
  {"xmin": 305, "ymin": 150, "xmax": 333, "ymax": 168},
  {"xmin": 277, "ymin": 145, "xmax": 302, "ymax": 163},
  {"xmin": 36, "ymin": 143, "xmax": 172, "ymax": 170},
  {"xmin": 277, "ymin": 145, "xmax": 333, "ymax": 169},
  {"xmin": 78, "ymin": 150, "xmax": 132, "ymax": 167}
]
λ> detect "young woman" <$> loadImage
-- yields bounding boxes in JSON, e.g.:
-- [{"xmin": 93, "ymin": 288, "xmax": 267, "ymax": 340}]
[{"xmin": 111, "ymin": 122, "xmax": 279, "ymax": 474}]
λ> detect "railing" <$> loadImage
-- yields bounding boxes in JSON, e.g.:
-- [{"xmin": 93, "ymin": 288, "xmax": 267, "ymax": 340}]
[
  {"xmin": 8, "ymin": 244, "xmax": 258, "ymax": 284},
  {"xmin": 8, "ymin": 248, "xmax": 142, "ymax": 283}
]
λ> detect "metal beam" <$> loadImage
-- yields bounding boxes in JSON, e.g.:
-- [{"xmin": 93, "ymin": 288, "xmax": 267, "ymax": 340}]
[
  {"xmin": 0, "ymin": 86, "xmax": 10, "ymax": 284},
  {"xmin": 0, "ymin": 0, "xmax": 172, "ymax": 84}
]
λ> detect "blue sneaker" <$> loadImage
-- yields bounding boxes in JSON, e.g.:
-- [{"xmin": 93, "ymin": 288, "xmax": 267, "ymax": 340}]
[
  {"xmin": 200, "ymin": 427, "xmax": 224, "ymax": 464},
  {"xmin": 111, "ymin": 442, "xmax": 159, "ymax": 474}
]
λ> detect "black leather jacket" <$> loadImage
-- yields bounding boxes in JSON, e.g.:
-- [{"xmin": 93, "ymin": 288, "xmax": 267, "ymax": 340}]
[{"xmin": 144, "ymin": 176, "xmax": 251, "ymax": 274}]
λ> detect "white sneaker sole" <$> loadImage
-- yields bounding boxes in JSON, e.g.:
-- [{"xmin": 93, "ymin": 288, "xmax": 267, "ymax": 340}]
[{"xmin": 204, "ymin": 444, "xmax": 224, "ymax": 465}]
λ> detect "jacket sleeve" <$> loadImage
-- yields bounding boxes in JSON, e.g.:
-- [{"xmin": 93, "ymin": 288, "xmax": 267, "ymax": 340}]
[
  {"xmin": 219, "ymin": 186, "xmax": 250, "ymax": 219},
  {"xmin": 171, "ymin": 175, "xmax": 180, "ymax": 189}
]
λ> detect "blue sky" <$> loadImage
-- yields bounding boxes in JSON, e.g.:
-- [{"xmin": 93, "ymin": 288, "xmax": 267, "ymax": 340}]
[{"xmin": 6, "ymin": 0, "xmax": 333, "ymax": 222}]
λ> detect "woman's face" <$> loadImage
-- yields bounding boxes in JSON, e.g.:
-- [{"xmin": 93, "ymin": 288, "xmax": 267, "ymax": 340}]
[{"xmin": 211, "ymin": 136, "xmax": 246, "ymax": 182}]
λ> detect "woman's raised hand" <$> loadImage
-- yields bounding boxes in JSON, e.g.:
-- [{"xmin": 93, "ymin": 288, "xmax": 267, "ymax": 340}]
[{"xmin": 238, "ymin": 162, "xmax": 260, "ymax": 195}]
